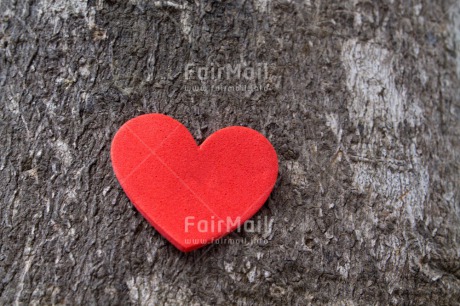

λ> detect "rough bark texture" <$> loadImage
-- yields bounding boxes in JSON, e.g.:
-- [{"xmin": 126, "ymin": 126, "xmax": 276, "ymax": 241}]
[{"xmin": 1, "ymin": 0, "xmax": 459, "ymax": 305}]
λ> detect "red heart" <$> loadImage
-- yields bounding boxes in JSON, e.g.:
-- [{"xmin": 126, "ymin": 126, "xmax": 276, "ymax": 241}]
[{"xmin": 111, "ymin": 114, "xmax": 278, "ymax": 252}]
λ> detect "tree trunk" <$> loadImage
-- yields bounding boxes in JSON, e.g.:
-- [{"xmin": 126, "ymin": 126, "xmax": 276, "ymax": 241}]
[{"xmin": 1, "ymin": 0, "xmax": 459, "ymax": 304}]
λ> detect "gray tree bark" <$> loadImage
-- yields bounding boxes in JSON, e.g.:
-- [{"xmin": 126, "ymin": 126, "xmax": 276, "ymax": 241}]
[{"xmin": 1, "ymin": 0, "xmax": 460, "ymax": 304}]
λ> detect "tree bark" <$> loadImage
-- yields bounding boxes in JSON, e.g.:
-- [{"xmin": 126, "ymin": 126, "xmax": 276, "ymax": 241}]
[{"xmin": 1, "ymin": 0, "xmax": 459, "ymax": 304}]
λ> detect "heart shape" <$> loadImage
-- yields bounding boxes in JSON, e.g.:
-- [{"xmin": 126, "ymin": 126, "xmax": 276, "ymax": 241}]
[{"xmin": 111, "ymin": 114, "xmax": 278, "ymax": 252}]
